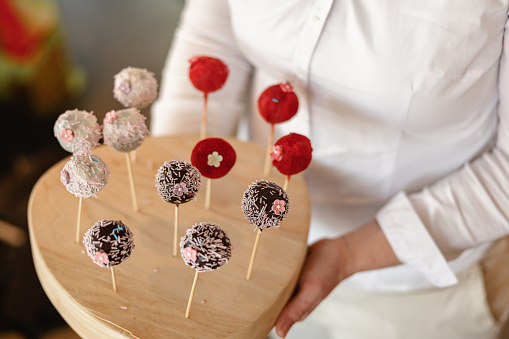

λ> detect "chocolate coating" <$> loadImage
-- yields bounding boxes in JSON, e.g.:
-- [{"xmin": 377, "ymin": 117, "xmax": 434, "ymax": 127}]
[
  {"xmin": 180, "ymin": 222, "xmax": 232, "ymax": 272},
  {"xmin": 241, "ymin": 180, "xmax": 290, "ymax": 230},
  {"xmin": 83, "ymin": 220, "xmax": 134, "ymax": 268},
  {"xmin": 155, "ymin": 160, "xmax": 201, "ymax": 204}
]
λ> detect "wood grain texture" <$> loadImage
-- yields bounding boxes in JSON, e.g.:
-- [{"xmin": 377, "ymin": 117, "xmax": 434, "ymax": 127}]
[{"xmin": 28, "ymin": 135, "xmax": 310, "ymax": 339}]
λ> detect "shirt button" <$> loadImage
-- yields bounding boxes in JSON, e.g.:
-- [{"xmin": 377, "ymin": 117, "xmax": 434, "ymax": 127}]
[
  {"xmin": 296, "ymin": 66, "xmax": 305, "ymax": 75},
  {"xmin": 313, "ymin": 15, "xmax": 320, "ymax": 23}
]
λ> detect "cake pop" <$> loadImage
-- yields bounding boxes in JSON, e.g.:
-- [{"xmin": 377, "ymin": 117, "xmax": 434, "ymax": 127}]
[
  {"xmin": 155, "ymin": 160, "xmax": 201, "ymax": 256},
  {"xmin": 191, "ymin": 138, "xmax": 236, "ymax": 209},
  {"xmin": 54, "ymin": 109, "xmax": 101, "ymax": 153},
  {"xmin": 102, "ymin": 108, "xmax": 149, "ymax": 153},
  {"xmin": 113, "ymin": 67, "xmax": 158, "ymax": 109},
  {"xmin": 61, "ymin": 152, "xmax": 109, "ymax": 244},
  {"xmin": 83, "ymin": 220, "xmax": 135, "ymax": 291},
  {"xmin": 241, "ymin": 180, "xmax": 289, "ymax": 280},
  {"xmin": 241, "ymin": 180, "xmax": 290, "ymax": 231},
  {"xmin": 61, "ymin": 152, "xmax": 109, "ymax": 199},
  {"xmin": 271, "ymin": 133, "xmax": 313, "ymax": 190},
  {"xmin": 257, "ymin": 82, "xmax": 299, "ymax": 175},
  {"xmin": 188, "ymin": 56, "xmax": 229, "ymax": 139},
  {"xmin": 103, "ymin": 108, "xmax": 149, "ymax": 212},
  {"xmin": 180, "ymin": 222, "xmax": 232, "ymax": 318}
]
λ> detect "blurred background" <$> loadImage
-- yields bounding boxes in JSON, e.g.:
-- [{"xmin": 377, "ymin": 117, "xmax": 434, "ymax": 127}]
[{"xmin": 0, "ymin": 0, "xmax": 183, "ymax": 337}]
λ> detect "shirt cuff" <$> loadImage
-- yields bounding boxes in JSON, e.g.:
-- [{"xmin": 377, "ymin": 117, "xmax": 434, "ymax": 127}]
[{"xmin": 376, "ymin": 191, "xmax": 458, "ymax": 287}]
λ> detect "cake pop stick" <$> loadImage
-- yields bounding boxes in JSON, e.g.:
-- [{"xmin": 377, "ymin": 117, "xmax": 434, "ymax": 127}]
[
  {"xmin": 111, "ymin": 267, "xmax": 118, "ymax": 292},
  {"xmin": 103, "ymin": 109, "xmax": 148, "ymax": 212},
  {"xmin": 76, "ymin": 197, "xmax": 83, "ymax": 244},
  {"xmin": 155, "ymin": 160, "xmax": 201, "ymax": 256},
  {"xmin": 54, "ymin": 109, "xmax": 101, "ymax": 154},
  {"xmin": 257, "ymin": 82, "xmax": 299, "ymax": 176},
  {"xmin": 188, "ymin": 56, "xmax": 229, "ymax": 139},
  {"xmin": 125, "ymin": 152, "xmax": 139, "ymax": 212},
  {"xmin": 180, "ymin": 222, "xmax": 232, "ymax": 318},
  {"xmin": 186, "ymin": 271, "xmax": 199, "ymax": 319},
  {"xmin": 191, "ymin": 138, "xmax": 236, "ymax": 210},
  {"xmin": 241, "ymin": 180, "xmax": 290, "ymax": 280},
  {"xmin": 271, "ymin": 133, "xmax": 313, "ymax": 191},
  {"xmin": 83, "ymin": 220, "xmax": 135, "ymax": 292},
  {"xmin": 61, "ymin": 152, "xmax": 109, "ymax": 244}
]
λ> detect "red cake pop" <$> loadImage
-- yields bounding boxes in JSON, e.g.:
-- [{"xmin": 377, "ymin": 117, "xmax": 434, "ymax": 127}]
[
  {"xmin": 258, "ymin": 82, "xmax": 299, "ymax": 124},
  {"xmin": 189, "ymin": 56, "xmax": 229, "ymax": 94},
  {"xmin": 191, "ymin": 138, "xmax": 236, "ymax": 209},
  {"xmin": 189, "ymin": 56, "xmax": 229, "ymax": 139},
  {"xmin": 258, "ymin": 82, "xmax": 299, "ymax": 175},
  {"xmin": 271, "ymin": 133, "xmax": 313, "ymax": 190},
  {"xmin": 191, "ymin": 138, "xmax": 236, "ymax": 179}
]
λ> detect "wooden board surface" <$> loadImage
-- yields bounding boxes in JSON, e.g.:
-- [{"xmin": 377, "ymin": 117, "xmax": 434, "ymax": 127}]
[{"xmin": 28, "ymin": 135, "xmax": 310, "ymax": 339}]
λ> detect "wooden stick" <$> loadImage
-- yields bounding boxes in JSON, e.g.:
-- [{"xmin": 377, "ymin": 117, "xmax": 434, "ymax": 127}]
[
  {"xmin": 75, "ymin": 197, "xmax": 83, "ymax": 244},
  {"xmin": 200, "ymin": 93, "xmax": 208, "ymax": 140},
  {"xmin": 263, "ymin": 124, "xmax": 274, "ymax": 176},
  {"xmin": 246, "ymin": 230, "xmax": 262, "ymax": 280},
  {"xmin": 125, "ymin": 152, "xmax": 139, "ymax": 212},
  {"xmin": 205, "ymin": 178, "xmax": 212, "ymax": 210},
  {"xmin": 173, "ymin": 204, "xmax": 179, "ymax": 257},
  {"xmin": 185, "ymin": 271, "xmax": 200, "ymax": 318},
  {"xmin": 283, "ymin": 175, "xmax": 290, "ymax": 191},
  {"xmin": 130, "ymin": 150, "xmax": 137, "ymax": 163},
  {"xmin": 111, "ymin": 267, "xmax": 118, "ymax": 292}
]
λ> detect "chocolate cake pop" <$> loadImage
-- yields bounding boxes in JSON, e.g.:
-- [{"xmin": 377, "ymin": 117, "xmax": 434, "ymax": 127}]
[
  {"xmin": 83, "ymin": 220, "xmax": 135, "ymax": 268},
  {"xmin": 271, "ymin": 133, "xmax": 313, "ymax": 176},
  {"xmin": 102, "ymin": 108, "xmax": 149, "ymax": 153},
  {"xmin": 60, "ymin": 152, "xmax": 109, "ymax": 198},
  {"xmin": 54, "ymin": 109, "xmax": 101, "ymax": 153},
  {"xmin": 180, "ymin": 222, "xmax": 232, "ymax": 272},
  {"xmin": 191, "ymin": 138, "xmax": 236, "ymax": 179},
  {"xmin": 241, "ymin": 180, "xmax": 290, "ymax": 231},
  {"xmin": 188, "ymin": 56, "xmax": 229, "ymax": 94},
  {"xmin": 155, "ymin": 160, "xmax": 201, "ymax": 204},
  {"xmin": 113, "ymin": 67, "xmax": 158, "ymax": 109},
  {"xmin": 258, "ymin": 82, "xmax": 299, "ymax": 124}
]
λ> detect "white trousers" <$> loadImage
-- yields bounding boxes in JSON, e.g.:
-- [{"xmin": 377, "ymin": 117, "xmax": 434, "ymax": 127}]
[{"xmin": 269, "ymin": 264, "xmax": 501, "ymax": 339}]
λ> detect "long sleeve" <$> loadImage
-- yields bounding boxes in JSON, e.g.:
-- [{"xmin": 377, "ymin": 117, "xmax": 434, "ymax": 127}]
[
  {"xmin": 150, "ymin": 0, "xmax": 253, "ymax": 137},
  {"xmin": 376, "ymin": 13, "xmax": 509, "ymax": 287}
]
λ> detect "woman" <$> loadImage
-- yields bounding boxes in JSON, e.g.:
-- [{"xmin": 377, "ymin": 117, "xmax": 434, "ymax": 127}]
[{"xmin": 151, "ymin": 1, "xmax": 509, "ymax": 338}]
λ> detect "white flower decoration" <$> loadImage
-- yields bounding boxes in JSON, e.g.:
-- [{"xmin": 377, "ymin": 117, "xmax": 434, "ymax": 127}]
[{"xmin": 207, "ymin": 151, "xmax": 223, "ymax": 167}]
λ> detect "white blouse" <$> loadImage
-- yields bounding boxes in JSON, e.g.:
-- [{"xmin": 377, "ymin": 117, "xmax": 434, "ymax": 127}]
[{"xmin": 151, "ymin": 0, "xmax": 509, "ymax": 291}]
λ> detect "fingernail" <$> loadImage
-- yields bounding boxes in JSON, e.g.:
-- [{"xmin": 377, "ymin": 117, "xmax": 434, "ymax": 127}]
[{"xmin": 277, "ymin": 321, "xmax": 291, "ymax": 338}]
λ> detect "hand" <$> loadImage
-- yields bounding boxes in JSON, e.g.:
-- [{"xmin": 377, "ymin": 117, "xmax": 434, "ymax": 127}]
[
  {"xmin": 274, "ymin": 219, "xmax": 400, "ymax": 338},
  {"xmin": 274, "ymin": 237, "xmax": 352, "ymax": 338}
]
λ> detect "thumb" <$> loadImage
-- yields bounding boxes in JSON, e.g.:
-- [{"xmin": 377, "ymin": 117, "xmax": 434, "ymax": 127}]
[{"xmin": 275, "ymin": 281, "xmax": 323, "ymax": 338}]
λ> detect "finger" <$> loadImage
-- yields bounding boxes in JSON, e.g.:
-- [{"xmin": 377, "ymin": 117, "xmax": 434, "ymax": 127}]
[{"xmin": 275, "ymin": 281, "xmax": 323, "ymax": 338}]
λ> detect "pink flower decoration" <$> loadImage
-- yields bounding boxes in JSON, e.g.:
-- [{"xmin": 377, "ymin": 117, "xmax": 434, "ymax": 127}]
[
  {"xmin": 271, "ymin": 199, "xmax": 286, "ymax": 215},
  {"xmin": 93, "ymin": 251, "xmax": 109, "ymax": 266},
  {"xmin": 104, "ymin": 111, "xmax": 118, "ymax": 123},
  {"xmin": 118, "ymin": 81, "xmax": 131, "ymax": 94},
  {"xmin": 60, "ymin": 169, "xmax": 70, "ymax": 185},
  {"xmin": 173, "ymin": 182, "xmax": 188, "ymax": 197},
  {"xmin": 60, "ymin": 129, "xmax": 74, "ymax": 143},
  {"xmin": 270, "ymin": 145, "xmax": 283, "ymax": 161},
  {"xmin": 183, "ymin": 246, "xmax": 197, "ymax": 262},
  {"xmin": 279, "ymin": 82, "xmax": 293, "ymax": 93}
]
